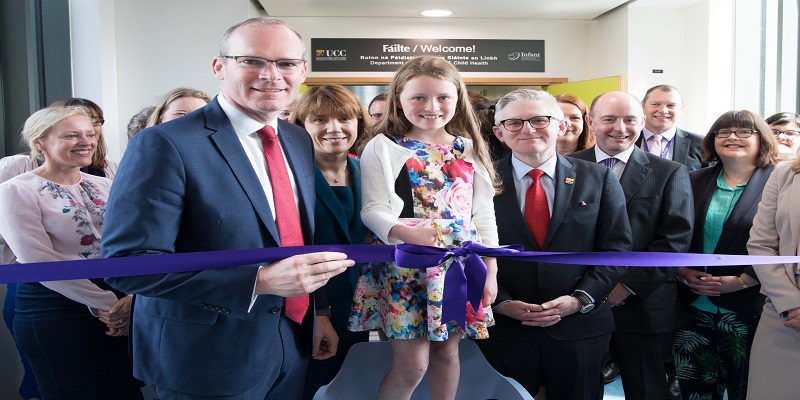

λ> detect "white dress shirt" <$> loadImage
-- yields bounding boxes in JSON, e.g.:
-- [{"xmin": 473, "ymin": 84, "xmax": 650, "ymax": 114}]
[{"xmin": 217, "ymin": 93, "xmax": 300, "ymax": 221}]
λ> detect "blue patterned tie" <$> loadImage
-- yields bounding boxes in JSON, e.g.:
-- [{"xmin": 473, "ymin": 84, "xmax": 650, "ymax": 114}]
[{"xmin": 601, "ymin": 157, "xmax": 618, "ymax": 170}]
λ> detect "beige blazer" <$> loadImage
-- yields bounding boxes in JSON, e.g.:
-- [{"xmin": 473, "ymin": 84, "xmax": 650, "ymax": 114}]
[{"xmin": 747, "ymin": 162, "xmax": 800, "ymax": 313}]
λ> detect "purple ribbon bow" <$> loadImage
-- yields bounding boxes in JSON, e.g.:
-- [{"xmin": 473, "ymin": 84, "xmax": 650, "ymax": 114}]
[{"xmin": 394, "ymin": 241, "xmax": 524, "ymax": 330}]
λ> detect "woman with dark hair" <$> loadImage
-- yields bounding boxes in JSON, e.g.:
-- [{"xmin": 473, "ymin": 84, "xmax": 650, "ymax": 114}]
[
  {"xmin": 674, "ymin": 110, "xmax": 778, "ymax": 400},
  {"xmin": 765, "ymin": 112, "xmax": 800, "ymax": 162},
  {"xmin": 291, "ymin": 84, "xmax": 372, "ymax": 400},
  {"xmin": 555, "ymin": 93, "xmax": 594, "ymax": 155}
]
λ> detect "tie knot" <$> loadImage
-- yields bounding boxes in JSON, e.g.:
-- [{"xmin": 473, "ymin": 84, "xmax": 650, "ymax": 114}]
[
  {"xmin": 256, "ymin": 125, "xmax": 277, "ymax": 141},
  {"xmin": 601, "ymin": 157, "xmax": 618, "ymax": 169},
  {"xmin": 527, "ymin": 169, "xmax": 544, "ymax": 181},
  {"xmin": 651, "ymin": 133, "xmax": 663, "ymax": 142}
]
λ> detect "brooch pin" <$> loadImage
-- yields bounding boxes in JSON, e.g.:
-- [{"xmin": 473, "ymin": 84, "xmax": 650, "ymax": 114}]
[{"xmin": 564, "ymin": 177, "xmax": 575, "ymax": 185}]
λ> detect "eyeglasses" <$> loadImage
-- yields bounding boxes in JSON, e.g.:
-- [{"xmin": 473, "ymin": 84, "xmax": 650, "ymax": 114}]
[
  {"xmin": 219, "ymin": 55, "xmax": 305, "ymax": 73},
  {"xmin": 498, "ymin": 116, "xmax": 558, "ymax": 132},
  {"xmin": 714, "ymin": 129, "xmax": 757, "ymax": 138},
  {"xmin": 772, "ymin": 129, "xmax": 800, "ymax": 139},
  {"xmin": 91, "ymin": 118, "xmax": 105, "ymax": 126}
]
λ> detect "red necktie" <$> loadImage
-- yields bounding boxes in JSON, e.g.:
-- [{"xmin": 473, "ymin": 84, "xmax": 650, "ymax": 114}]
[
  {"xmin": 256, "ymin": 125, "xmax": 308, "ymax": 324},
  {"xmin": 524, "ymin": 169, "xmax": 550, "ymax": 248}
]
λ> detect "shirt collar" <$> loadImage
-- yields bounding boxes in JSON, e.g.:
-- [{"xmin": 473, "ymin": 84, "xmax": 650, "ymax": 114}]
[
  {"xmin": 594, "ymin": 144, "xmax": 635, "ymax": 164},
  {"xmin": 643, "ymin": 126, "xmax": 677, "ymax": 142},
  {"xmin": 217, "ymin": 92, "xmax": 279, "ymax": 138},
  {"xmin": 511, "ymin": 153, "xmax": 557, "ymax": 182}
]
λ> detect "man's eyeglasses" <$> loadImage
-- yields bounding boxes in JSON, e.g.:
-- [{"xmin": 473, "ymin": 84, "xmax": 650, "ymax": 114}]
[
  {"xmin": 714, "ymin": 129, "xmax": 757, "ymax": 138},
  {"xmin": 498, "ymin": 116, "xmax": 558, "ymax": 132},
  {"xmin": 219, "ymin": 55, "xmax": 305, "ymax": 73},
  {"xmin": 772, "ymin": 129, "xmax": 800, "ymax": 139}
]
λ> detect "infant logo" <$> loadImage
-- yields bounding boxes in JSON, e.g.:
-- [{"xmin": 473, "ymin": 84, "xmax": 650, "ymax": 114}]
[{"xmin": 508, "ymin": 51, "xmax": 542, "ymax": 62}]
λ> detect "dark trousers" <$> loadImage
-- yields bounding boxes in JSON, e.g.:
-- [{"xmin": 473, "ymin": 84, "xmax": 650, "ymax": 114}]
[
  {"xmin": 612, "ymin": 331, "xmax": 675, "ymax": 400},
  {"xmin": 301, "ymin": 292, "xmax": 369, "ymax": 400},
  {"xmin": 157, "ymin": 315, "xmax": 309, "ymax": 400},
  {"xmin": 673, "ymin": 306, "xmax": 759, "ymax": 400},
  {"xmin": 3, "ymin": 283, "xmax": 41, "ymax": 399},
  {"xmin": 13, "ymin": 282, "xmax": 142, "ymax": 400},
  {"xmin": 478, "ymin": 329, "xmax": 610, "ymax": 400}
]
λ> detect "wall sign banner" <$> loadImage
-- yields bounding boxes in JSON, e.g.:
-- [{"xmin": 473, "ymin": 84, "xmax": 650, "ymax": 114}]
[{"xmin": 311, "ymin": 38, "xmax": 545, "ymax": 72}]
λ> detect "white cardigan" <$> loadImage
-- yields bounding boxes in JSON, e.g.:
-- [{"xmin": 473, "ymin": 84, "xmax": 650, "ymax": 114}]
[{"xmin": 360, "ymin": 134, "xmax": 498, "ymax": 246}]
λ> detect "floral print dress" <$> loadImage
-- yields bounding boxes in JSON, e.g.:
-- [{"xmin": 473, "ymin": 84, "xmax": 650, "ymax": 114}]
[{"xmin": 349, "ymin": 136, "xmax": 494, "ymax": 341}]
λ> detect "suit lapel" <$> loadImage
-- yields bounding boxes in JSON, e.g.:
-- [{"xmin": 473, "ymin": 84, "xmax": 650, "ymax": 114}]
[
  {"xmin": 672, "ymin": 129, "xmax": 690, "ymax": 165},
  {"xmin": 349, "ymin": 158, "xmax": 367, "ymax": 243},
  {"xmin": 497, "ymin": 157, "xmax": 538, "ymax": 249},
  {"xmin": 315, "ymin": 166, "xmax": 351, "ymax": 243},
  {"xmin": 277, "ymin": 121, "xmax": 316, "ymax": 244},
  {"xmin": 206, "ymin": 104, "xmax": 280, "ymax": 243},
  {"xmin": 691, "ymin": 166, "xmax": 720, "ymax": 253},
  {"xmin": 716, "ymin": 166, "xmax": 772, "ymax": 253},
  {"xmin": 790, "ymin": 171, "xmax": 800, "ymax": 247},
  {"xmin": 546, "ymin": 155, "xmax": 576, "ymax": 247},
  {"xmin": 618, "ymin": 148, "xmax": 652, "ymax": 203}
]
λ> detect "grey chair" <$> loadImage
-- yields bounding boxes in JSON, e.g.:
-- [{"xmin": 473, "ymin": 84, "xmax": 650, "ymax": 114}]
[{"xmin": 313, "ymin": 339, "xmax": 534, "ymax": 400}]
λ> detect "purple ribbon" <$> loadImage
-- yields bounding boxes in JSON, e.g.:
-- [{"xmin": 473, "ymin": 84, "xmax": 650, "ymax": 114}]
[
  {"xmin": 4, "ymin": 243, "xmax": 800, "ymax": 330},
  {"xmin": 394, "ymin": 241, "xmax": 524, "ymax": 329},
  {"xmin": 0, "ymin": 244, "xmax": 394, "ymax": 284}
]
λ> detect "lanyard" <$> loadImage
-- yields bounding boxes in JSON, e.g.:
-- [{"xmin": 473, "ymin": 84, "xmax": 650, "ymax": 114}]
[{"xmin": 642, "ymin": 134, "xmax": 674, "ymax": 158}]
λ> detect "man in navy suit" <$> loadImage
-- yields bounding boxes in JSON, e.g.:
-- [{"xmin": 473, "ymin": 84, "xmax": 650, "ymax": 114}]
[
  {"xmin": 102, "ymin": 18, "xmax": 354, "ymax": 399},
  {"xmin": 571, "ymin": 92, "xmax": 694, "ymax": 400},
  {"xmin": 477, "ymin": 89, "xmax": 632, "ymax": 400}
]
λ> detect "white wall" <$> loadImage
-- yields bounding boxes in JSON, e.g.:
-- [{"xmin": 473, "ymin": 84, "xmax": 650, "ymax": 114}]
[
  {"xmin": 100, "ymin": 0, "xmax": 251, "ymax": 160},
  {"xmin": 588, "ymin": 5, "xmax": 629, "ymax": 84}
]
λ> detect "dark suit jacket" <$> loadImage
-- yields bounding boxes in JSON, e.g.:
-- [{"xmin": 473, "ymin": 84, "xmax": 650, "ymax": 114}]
[
  {"xmin": 313, "ymin": 157, "xmax": 370, "ymax": 302},
  {"xmin": 680, "ymin": 164, "xmax": 771, "ymax": 315},
  {"xmin": 636, "ymin": 127, "xmax": 706, "ymax": 172},
  {"xmin": 102, "ymin": 97, "xmax": 317, "ymax": 396},
  {"xmin": 570, "ymin": 147, "xmax": 693, "ymax": 333},
  {"xmin": 490, "ymin": 153, "xmax": 632, "ymax": 341}
]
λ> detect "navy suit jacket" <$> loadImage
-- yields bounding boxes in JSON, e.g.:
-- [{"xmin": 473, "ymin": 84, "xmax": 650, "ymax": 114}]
[
  {"xmin": 570, "ymin": 147, "xmax": 693, "ymax": 333},
  {"xmin": 102, "ymin": 97, "xmax": 317, "ymax": 395},
  {"xmin": 636, "ymin": 127, "xmax": 706, "ymax": 172},
  {"xmin": 489, "ymin": 153, "xmax": 632, "ymax": 341},
  {"xmin": 680, "ymin": 164, "xmax": 771, "ymax": 315}
]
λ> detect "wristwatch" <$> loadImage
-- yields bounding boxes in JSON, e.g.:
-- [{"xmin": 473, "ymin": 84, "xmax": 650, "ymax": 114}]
[{"xmin": 571, "ymin": 291, "xmax": 595, "ymax": 313}]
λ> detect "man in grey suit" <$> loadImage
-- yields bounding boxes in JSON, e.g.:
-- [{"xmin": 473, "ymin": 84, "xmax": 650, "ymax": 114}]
[
  {"xmin": 636, "ymin": 84, "xmax": 705, "ymax": 172},
  {"xmin": 570, "ymin": 91, "xmax": 694, "ymax": 400}
]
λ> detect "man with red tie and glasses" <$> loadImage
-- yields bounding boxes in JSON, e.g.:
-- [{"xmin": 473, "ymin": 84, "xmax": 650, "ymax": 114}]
[
  {"xmin": 103, "ymin": 18, "xmax": 354, "ymax": 399},
  {"xmin": 476, "ymin": 89, "xmax": 632, "ymax": 400}
]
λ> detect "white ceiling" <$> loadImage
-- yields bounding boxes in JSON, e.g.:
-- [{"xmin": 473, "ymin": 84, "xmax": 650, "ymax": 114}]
[{"xmin": 257, "ymin": 0, "xmax": 634, "ymax": 20}]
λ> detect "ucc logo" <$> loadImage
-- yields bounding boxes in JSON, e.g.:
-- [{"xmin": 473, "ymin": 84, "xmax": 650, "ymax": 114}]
[{"xmin": 315, "ymin": 49, "xmax": 347, "ymax": 57}]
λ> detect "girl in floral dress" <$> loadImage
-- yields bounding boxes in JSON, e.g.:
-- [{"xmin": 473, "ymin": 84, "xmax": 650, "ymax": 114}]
[{"xmin": 350, "ymin": 56, "xmax": 500, "ymax": 400}]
